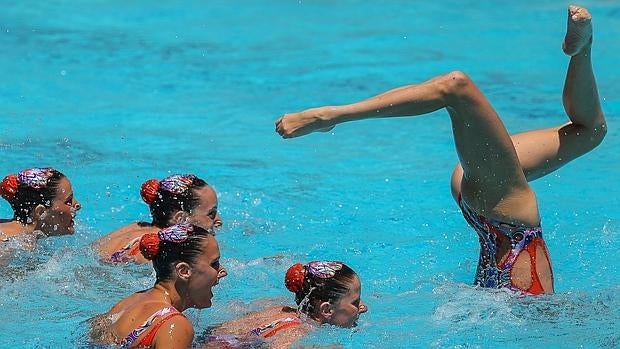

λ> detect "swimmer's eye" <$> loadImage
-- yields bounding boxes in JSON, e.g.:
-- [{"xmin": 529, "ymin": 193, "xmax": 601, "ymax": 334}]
[
  {"xmin": 207, "ymin": 207, "xmax": 218, "ymax": 220},
  {"xmin": 211, "ymin": 259, "xmax": 221, "ymax": 270}
]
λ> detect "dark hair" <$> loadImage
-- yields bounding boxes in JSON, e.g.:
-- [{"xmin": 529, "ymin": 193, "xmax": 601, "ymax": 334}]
[
  {"xmin": 140, "ymin": 175, "xmax": 209, "ymax": 227},
  {"xmin": 139, "ymin": 223, "xmax": 213, "ymax": 282},
  {"xmin": 0, "ymin": 168, "xmax": 66, "ymax": 223},
  {"xmin": 285, "ymin": 261, "xmax": 357, "ymax": 315}
]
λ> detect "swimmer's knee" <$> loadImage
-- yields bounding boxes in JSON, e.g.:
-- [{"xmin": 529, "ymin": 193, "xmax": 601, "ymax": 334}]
[
  {"xmin": 445, "ymin": 70, "xmax": 471, "ymax": 84},
  {"xmin": 439, "ymin": 71, "xmax": 476, "ymax": 104},
  {"xmin": 578, "ymin": 114, "xmax": 607, "ymax": 150}
]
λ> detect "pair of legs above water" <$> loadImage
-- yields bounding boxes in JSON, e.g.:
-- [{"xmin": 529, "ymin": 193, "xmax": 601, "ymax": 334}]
[{"xmin": 275, "ymin": 5, "xmax": 606, "ymax": 295}]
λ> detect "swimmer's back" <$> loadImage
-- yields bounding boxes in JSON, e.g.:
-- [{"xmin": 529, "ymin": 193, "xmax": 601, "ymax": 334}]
[{"xmin": 94, "ymin": 222, "xmax": 158, "ymax": 264}]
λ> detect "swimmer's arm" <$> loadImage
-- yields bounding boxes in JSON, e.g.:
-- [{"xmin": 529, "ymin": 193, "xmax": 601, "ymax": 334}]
[{"xmin": 152, "ymin": 316, "xmax": 194, "ymax": 349}]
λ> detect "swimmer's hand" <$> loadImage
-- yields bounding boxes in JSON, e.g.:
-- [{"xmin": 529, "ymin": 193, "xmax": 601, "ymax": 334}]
[{"xmin": 275, "ymin": 107, "xmax": 335, "ymax": 138}]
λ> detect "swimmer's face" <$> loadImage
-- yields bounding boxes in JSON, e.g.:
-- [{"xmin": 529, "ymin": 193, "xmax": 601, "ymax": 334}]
[
  {"xmin": 38, "ymin": 177, "xmax": 81, "ymax": 236},
  {"xmin": 327, "ymin": 275, "xmax": 367, "ymax": 327},
  {"xmin": 187, "ymin": 185, "xmax": 222, "ymax": 230},
  {"xmin": 187, "ymin": 235, "xmax": 227, "ymax": 309}
]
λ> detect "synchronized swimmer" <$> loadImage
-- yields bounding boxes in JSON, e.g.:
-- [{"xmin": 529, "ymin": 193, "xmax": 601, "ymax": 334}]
[{"xmin": 276, "ymin": 5, "xmax": 605, "ymax": 295}]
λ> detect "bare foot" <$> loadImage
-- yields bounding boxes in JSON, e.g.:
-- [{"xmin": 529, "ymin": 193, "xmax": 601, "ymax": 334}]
[
  {"xmin": 562, "ymin": 5, "xmax": 592, "ymax": 56},
  {"xmin": 275, "ymin": 107, "xmax": 334, "ymax": 138}
]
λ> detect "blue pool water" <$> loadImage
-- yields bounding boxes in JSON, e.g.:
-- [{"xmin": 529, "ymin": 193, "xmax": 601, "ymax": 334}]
[{"xmin": 1, "ymin": 1, "xmax": 619, "ymax": 348}]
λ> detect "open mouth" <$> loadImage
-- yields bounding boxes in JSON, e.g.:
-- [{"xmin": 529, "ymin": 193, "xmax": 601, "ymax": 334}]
[
  {"xmin": 66, "ymin": 219, "xmax": 76, "ymax": 233},
  {"xmin": 69, "ymin": 212, "xmax": 77, "ymax": 228}
]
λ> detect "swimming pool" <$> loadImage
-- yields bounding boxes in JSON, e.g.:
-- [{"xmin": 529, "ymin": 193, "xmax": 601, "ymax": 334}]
[{"xmin": 1, "ymin": 0, "xmax": 618, "ymax": 347}]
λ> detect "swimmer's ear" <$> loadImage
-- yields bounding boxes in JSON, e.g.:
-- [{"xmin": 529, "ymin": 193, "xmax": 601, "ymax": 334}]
[
  {"xmin": 172, "ymin": 210, "xmax": 190, "ymax": 224},
  {"xmin": 318, "ymin": 301, "xmax": 333, "ymax": 322},
  {"xmin": 175, "ymin": 262, "xmax": 192, "ymax": 281},
  {"xmin": 32, "ymin": 204, "xmax": 47, "ymax": 221}
]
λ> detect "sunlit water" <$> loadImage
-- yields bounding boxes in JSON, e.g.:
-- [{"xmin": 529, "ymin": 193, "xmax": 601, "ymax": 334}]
[{"xmin": 1, "ymin": 1, "xmax": 618, "ymax": 348}]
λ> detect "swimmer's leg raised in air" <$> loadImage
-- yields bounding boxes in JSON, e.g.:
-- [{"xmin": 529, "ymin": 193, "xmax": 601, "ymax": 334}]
[{"xmin": 451, "ymin": 5, "xmax": 606, "ymax": 187}]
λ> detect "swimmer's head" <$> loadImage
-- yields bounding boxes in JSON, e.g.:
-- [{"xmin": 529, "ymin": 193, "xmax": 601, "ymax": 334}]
[
  {"xmin": 285, "ymin": 261, "xmax": 367, "ymax": 327},
  {"xmin": 140, "ymin": 223, "xmax": 227, "ymax": 308},
  {"xmin": 1, "ymin": 168, "xmax": 81, "ymax": 235},
  {"xmin": 141, "ymin": 174, "xmax": 221, "ymax": 231}
]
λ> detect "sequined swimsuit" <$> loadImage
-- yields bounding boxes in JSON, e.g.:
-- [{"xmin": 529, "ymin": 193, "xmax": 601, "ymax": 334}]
[
  {"xmin": 120, "ymin": 307, "xmax": 183, "ymax": 348},
  {"xmin": 249, "ymin": 316, "xmax": 302, "ymax": 338},
  {"xmin": 205, "ymin": 316, "xmax": 303, "ymax": 348},
  {"xmin": 458, "ymin": 195, "xmax": 552, "ymax": 295},
  {"xmin": 110, "ymin": 236, "xmax": 142, "ymax": 263}
]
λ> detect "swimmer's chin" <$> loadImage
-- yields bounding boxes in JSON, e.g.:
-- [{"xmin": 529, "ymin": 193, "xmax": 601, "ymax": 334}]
[
  {"xmin": 342, "ymin": 319, "xmax": 359, "ymax": 328},
  {"xmin": 45, "ymin": 224, "xmax": 76, "ymax": 236},
  {"xmin": 57, "ymin": 226, "xmax": 76, "ymax": 236}
]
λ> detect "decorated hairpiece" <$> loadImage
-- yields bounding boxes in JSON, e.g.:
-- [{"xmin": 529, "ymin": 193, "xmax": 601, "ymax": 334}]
[
  {"xmin": 140, "ymin": 174, "xmax": 197, "ymax": 205},
  {"xmin": 307, "ymin": 261, "xmax": 343, "ymax": 279},
  {"xmin": 18, "ymin": 168, "xmax": 55, "ymax": 189},
  {"xmin": 159, "ymin": 223, "xmax": 193, "ymax": 242},
  {"xmin": 139, "ymin": 223, "xmax": 195, "ymax": 260},
  {"xmin": 160, "ymin": 174, "xmax": 196, "ymax": 194},
  {"xmin": 284, "ymin": 261, "xmax": 344, "ymax": 294},
  {"xmin": 1, "ymin": 168, "xmax": 56, "ymax": 201}
]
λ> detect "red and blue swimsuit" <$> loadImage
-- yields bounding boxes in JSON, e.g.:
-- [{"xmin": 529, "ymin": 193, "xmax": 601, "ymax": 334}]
[{"xmin": 458, "ymin": 196, "xmax": 553, "ymax": 295}]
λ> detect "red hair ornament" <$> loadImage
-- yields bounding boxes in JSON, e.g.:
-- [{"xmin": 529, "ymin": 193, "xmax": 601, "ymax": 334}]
[
  {"xmin": 139, "ymin": 232, "xmax": 161, "ymax": 260},
  {"xmin": 0, "ymin": 174, "xmax": 19, "ymax": 201},
  {"xmin": 285, "ymin": 263, "xmax": 306, "ymax": 293},
  {"xmin": 140, "ymin": 179, "xmax": 160, "ymax": 205}
]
